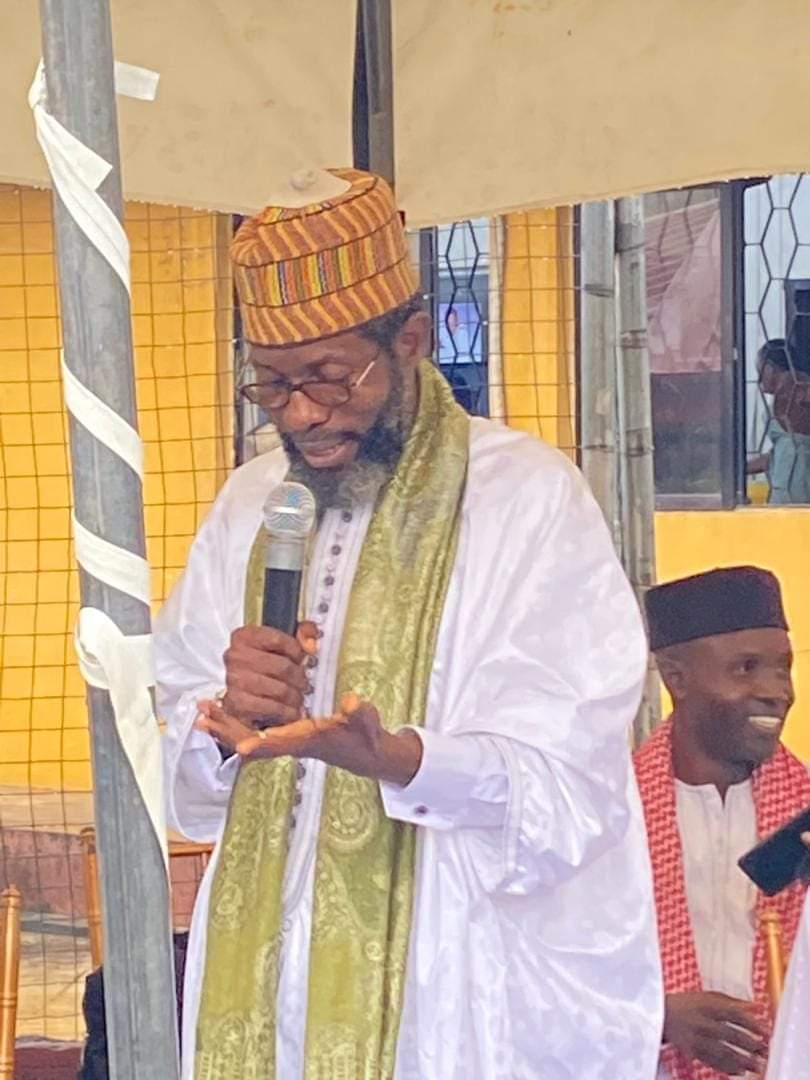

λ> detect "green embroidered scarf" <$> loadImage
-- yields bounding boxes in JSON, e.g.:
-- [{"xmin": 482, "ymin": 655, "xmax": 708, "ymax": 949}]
[{"xmin": 195, "ymin": 362, "xmax": 469, "ymax": 1079}]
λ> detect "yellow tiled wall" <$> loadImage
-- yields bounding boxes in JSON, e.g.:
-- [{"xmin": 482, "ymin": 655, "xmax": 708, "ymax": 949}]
[
  {"xmin": 500, "ymin": 208, "xmax": 577, "ymax": 455},
  {"xmin": 0, "ymin": 186, "xmax": 233, "ymax": 791}
]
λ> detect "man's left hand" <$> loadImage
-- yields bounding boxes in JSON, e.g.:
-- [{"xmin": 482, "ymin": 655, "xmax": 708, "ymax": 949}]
[{"xmin": 196, "ymin": 693, "xmax": 422, "ymax": 787}]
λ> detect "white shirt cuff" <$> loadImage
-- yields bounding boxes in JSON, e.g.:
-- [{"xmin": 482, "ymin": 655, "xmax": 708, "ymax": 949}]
[{"xmin": 379, "ymin": 728, "xmax": 509, "ymax": 830}]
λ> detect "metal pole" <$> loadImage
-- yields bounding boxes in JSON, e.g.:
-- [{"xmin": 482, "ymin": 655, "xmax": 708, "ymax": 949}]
[
  {"xmin": 614, "ymin": 195, "xmax": 660, "ymax": 744},
  {"xmin": 579, "ymin": 201, "xmax": 620, "ymax": 547},
  {"xmin": 37, "ymin": 3, "xmax": 179, "ymax": 1077},
  {"xmin": 360, "ymin": 0, "xmax": 395, "ymax": 185},
  {"xmin": 487, "ymin": 217, "xmax": 507, "ymax": 421}
]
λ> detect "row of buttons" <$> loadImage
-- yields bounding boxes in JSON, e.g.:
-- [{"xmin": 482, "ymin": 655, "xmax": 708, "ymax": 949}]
[{"xmin": 289, "ymin": 509, "xmax": 353, "ymax": 833}]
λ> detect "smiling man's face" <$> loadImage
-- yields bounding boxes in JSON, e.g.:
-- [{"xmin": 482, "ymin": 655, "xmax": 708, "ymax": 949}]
[{"xmin": 662, "ymin": 627, "xmax": 795, "ymax": 771}]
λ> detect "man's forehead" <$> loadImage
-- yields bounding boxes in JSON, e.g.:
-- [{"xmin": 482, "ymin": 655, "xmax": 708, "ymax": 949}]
[
  {"xmin": 695, "ymin": 626, "xmax": 792, "ymax": 659},
  {"xmin": 248, "ymin": 333, "xmax": 363, "ymax": 371}
]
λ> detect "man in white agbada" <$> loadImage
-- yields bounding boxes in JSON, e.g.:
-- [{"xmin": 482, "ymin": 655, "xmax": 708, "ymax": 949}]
[
  {"xmin": 155, "ymin": 168, "xmax": 663, "ymax": 1080},
  {"xmin": 767, "ymin": 842, "xmax": 810, "ymax": 1079}
]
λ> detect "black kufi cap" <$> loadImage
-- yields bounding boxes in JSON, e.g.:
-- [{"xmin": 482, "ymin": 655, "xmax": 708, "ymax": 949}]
[{"xmin": 645, "ymin": 566, "xmax": 788, "ymax": 651}]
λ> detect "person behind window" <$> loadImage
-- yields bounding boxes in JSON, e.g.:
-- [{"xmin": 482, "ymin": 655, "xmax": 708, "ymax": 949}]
[{"xmin": 747, "ymin": 338, "xmax": 810, "ymax": 503}]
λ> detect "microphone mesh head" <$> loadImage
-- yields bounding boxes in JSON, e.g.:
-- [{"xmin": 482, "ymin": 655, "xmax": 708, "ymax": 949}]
[{"xmin": 262, "ymin": 482, "xmax": 317, "ymax": 540}]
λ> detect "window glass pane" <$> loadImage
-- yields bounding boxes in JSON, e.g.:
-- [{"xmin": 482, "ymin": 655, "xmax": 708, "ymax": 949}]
[
  {"xmin": 645, "ymin": 188, "xmax": 723, "ymax": 498},
  {"xmin": 432, "ymin": 219, "xmax": 491, "ymax": 416},
  {"xmin": 743, "ymin": 174, "xmax": 810, "ymax": 505}
]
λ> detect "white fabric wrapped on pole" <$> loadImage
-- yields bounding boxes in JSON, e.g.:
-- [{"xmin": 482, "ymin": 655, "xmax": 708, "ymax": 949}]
[{"xmin": 29, "ymin": 56, "xmax": 166, "ymax": 863}]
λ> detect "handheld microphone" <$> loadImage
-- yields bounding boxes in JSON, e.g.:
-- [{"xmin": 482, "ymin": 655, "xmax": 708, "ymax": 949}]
[{"xmin": 261, "ymin": 482, "xmax": 317, "ymax": 635}]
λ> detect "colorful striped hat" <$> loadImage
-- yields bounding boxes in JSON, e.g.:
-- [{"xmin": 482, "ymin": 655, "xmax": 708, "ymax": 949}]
[{"xmin": 231, "ymin": 168, "xmax": 419, "ymax": 346}]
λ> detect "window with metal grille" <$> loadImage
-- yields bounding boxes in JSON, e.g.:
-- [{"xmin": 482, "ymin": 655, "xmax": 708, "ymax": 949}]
[
  {"xmin": 742, "ymin": 175, "xmax": 810, "ymax": 506},
  {"xmin": 417, "ymin": 219, "xmax": 490, "ymax": 416},
  {"xmin": 645, "ymin": 174, "xmax": 810, "ymax": 509},
  {"xmin": 643, "ymin": 185, "xmax": 735, "ymax": 507}
]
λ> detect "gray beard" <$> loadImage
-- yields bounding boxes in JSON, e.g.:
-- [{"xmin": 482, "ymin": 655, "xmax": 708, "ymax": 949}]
[{"xmin": 283, "ymin": 365, "xmax": 408, "ymax": 512}]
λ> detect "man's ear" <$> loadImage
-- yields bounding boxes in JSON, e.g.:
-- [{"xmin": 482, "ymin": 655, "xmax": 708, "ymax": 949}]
[
  {"xmin": 655, "ymin": 649, "xmax": 688, "ymax": 702},
  {"xmin": 391, "ymin": 311, "xmax": 431, "ymax": 365}
]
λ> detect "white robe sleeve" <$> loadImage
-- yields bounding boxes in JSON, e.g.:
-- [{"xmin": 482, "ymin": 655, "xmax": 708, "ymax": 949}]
[
  {"xmin": 154, "ymin": 499, "xmax": 239, "ymax": 842},
  {"xmin": 381, "ymin": 444, "xmax": 647, "ymax": 896},
  {"xmin": 154, "ymin": 455, "xmax": 282, "ymax": 842},
  {"xmin": 767, "ymin": 892, "xmax": 810, "ymax": 1078}
]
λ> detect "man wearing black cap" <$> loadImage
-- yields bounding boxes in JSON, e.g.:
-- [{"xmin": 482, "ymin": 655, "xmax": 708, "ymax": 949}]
[{"xmin": 634, "ymin": 566, "xmax": 810, "ymax": 1080}]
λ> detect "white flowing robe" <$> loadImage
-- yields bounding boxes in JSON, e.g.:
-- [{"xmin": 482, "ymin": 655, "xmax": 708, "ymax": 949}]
[
  {"xmin": 156, "ymin": 417, "xmax": 664, "ymax": 1080},
  {"xmin": 767, "ymin": 892, "xmax": 810, "ymax": 1078}
]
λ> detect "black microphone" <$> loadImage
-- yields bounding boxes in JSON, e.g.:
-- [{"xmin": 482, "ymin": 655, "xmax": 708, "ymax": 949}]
[{"xmin": 261, "ymin": 481, "xmax": 317, "ymax": 635}]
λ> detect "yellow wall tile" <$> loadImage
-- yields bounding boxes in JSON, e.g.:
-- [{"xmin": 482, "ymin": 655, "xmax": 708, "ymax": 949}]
[
  {"xmin": 1, "ymin": 286, "xmax": 25, "ymax": 317},
  {"xmin": 22, "ymin": 222, "xmax": 54, "ymax": 254},
  {"xmin": 30, "ymin": 729, "xmax": 61, "ymax": 762},
  {"xmin": 158, "ymin": 407, "xmax": 192, "ymax": 441},
  {"xmin": 34, "ymin": 444, "xmax": 68, "ymax": 475},
  {"xmin": 27, "ymin": 317, "xmax": 60, "ymax": 350},
  {"xmin": 0, "ymin": 700, "xmax": 32, "ymax": 731},
  {"xmin": 32, "ymin": 666, "xmax": 65, "ymax": 697},
  {"xmin": 4, "ymin": 574, "xmax": 38, "ymax": 603},
  {"xmin": 29, "ymin": 382, "xmax": 63, "ymax": 413},
  {"xmin": 0, "ymin": 191, "xmax": 22, "ymax": 222},
  {"xmin": 23, "ymin": 253, "xmax": 55, "ymax": 285},
  {"xmin": 0, "ymin": 318, "xmax": 28, "ymax": 350},
  {"xmin": 165, "ymin": 504, "xmax": 196, "ymax": 536},
  {"xmin": 20, "ymin": 188, "xmax": 52, "ymax": 219},
  {"xmin": 34, "ymin": 603, "xmax": 71, "ymax": 634},
  {"xmin": 152, "ymin": 313, "xmax": 185, "ymax": 345},
  {"xmin": 155, "ymin": 376, "xmax": 192, "ymax": 409},
  {"xmin": 6, "ymin": 540, "xmax": 38, "ymax": 573},
  {"xmin": 0, "ymin": 223, "xmax": 23, "ymax": 254},
  {"xmin": 0, "ymin": 382, "xmax": 31, "ymax": 411},
  {"xmin": 2, "ymin": 636, "xmax": 35, "ymax": 667},
  {"xmin": 2, "ymin": 604, "xmax": 36, "ymax": 634},
  {"xmin": 30, "ymin": 697, "xmax": 68, "ymax": 731},
  {"xmin": 61, "ymin": 761, "xmax": 92, "ymax": 789},
  {"xmin": 152, "ymin": 283, "xmax": 184, "ymax": 314},
  {"xmin": 61, "ymin": 697, "xmax": 89, "ymax": 729},
  {"xmin": 126, "ymin": 221, "xmax": 151, "ymax": 253},
  {"xmin": 0, "ymin": 731, "xmax": 31, "ymax": 762},
  {"xmin": 3, "ymin": 445, "xmax": 36, "ymax": 474},
  {"xmin": 36, "ymin": 477, "xmax": 70, "ymax": 508},
  {"xmin": 61, "ymin": 727, "xmax": 90, "ymax": 761},
  {"xmin": 25, "ymin": 285, "xmax": 58, "ymax": 318},
  {"xmin": 28, "ymin": 349, "xmax": 60, "ymax": 381},
  {"xmin": 0, "ymin": 254, "xmax": 24, "ymax": 285},
  {"xmin": 1, "ymin": 668, "xmax": 33, "ymax": 699}
]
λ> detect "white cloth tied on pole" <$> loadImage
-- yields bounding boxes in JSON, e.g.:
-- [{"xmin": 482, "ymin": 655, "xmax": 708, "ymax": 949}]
[
  {"xmin": 29, "ymin": 58, "xmax": 167, "ymax": 862},
  {"xmin": 74, "ymin": 609, "xmax": 166, "ymax": 862},
  {"xmin": 28, "ymin": 60, "xmax": 158, "ymax": 289}
]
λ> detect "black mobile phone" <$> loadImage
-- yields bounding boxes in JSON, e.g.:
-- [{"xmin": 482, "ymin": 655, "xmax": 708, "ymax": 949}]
[{"xmin": 738, "ymin": 805, "xmax": 810, "ymax": 896}]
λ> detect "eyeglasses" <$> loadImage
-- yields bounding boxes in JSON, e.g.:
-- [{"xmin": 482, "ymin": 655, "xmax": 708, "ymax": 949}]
[{"xmin": 238, "ymin": 357, "xmax": 377, "ymax": 411}]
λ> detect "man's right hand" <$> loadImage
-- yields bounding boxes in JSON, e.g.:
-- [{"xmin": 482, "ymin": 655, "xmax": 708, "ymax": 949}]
[
  {"xmin": 222, "ymin": 623, "xmax": 316, "ymax": 726},
  {"xmin": 663, "ymin": 992, "xmax": 768, "ymax": 1076}
]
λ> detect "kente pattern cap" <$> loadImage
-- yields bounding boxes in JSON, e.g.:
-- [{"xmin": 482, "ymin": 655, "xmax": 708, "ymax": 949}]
[
  {"xmin": 645, "ymin": 566, "xmax": 788, "ymax": 651},
  {"xmin": 231, "ymin": 168, "xmax": 419, "ymax": 346}
]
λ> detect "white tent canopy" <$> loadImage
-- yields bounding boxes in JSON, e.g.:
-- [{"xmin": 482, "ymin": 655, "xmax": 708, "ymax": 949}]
[{"xmin": 4, "ymin": 0, "xmax": 810, "ymax": 225}]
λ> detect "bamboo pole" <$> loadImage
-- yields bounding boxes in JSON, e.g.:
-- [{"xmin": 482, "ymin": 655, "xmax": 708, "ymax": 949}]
[
  {"xmin": 0, "ymin": 887, "xmax": 21, "ymax": 1080},
  {"xmin": 615, "ymin": 195, "xmax": 660, "ymax": 744},
  {"xmin": 580, "ymin": 201, "xmax": 620, "ymax": 548},
  {"xmin": 80, "ymin": 827, "xmax": 104, "ymax": 969}
]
